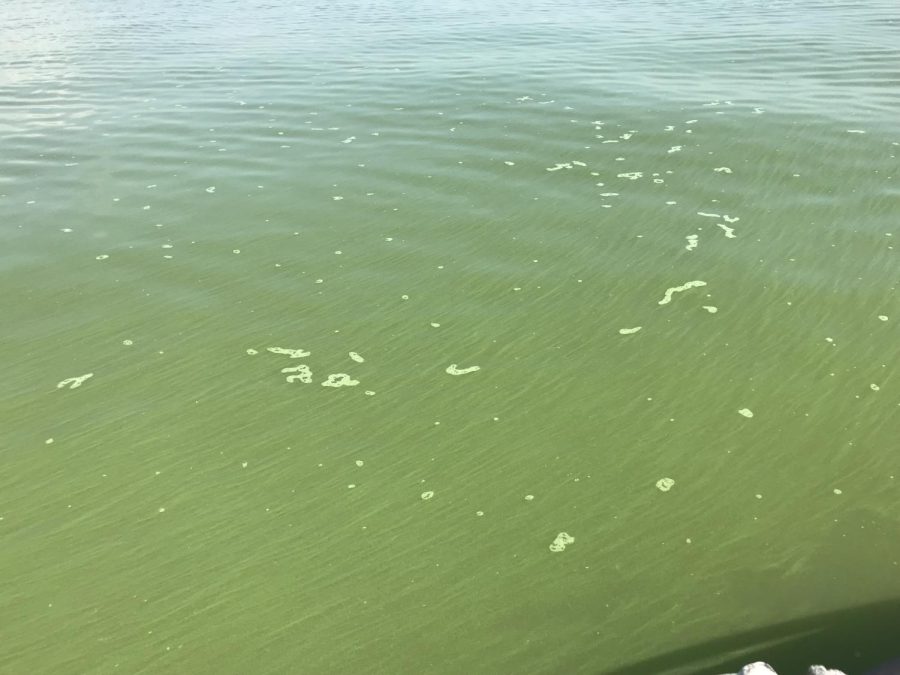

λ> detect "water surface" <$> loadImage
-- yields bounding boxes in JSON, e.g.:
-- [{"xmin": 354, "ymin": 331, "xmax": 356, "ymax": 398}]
[{"xmin": 2, "ymin": 1, "xmax": 900, "ymax": 673}]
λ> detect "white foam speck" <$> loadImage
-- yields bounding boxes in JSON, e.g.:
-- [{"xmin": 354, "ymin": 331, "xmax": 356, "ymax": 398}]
[
  {"xmin": 355, "ymin": 460, "xmax": 364, "ymax": 467},
  {"xmin": 430, "ymin": 322, "xmax": 441, "ymax": 328},
  {"xmin": 618, "ymin": 327, "xmax": 642, "ymax": 335},
  {"xmin": 205, "ymin": 186, "xmax": 216, "ymax": 193},
  {"xmin": 122, "ymin": 339, "xmax": 133, "ymax": 346},
  {"xmin": 267, "ymin": 347, "xmax": 311, "ymax": 358},
  {"xmin": 697, "ymin": 212, "xmax": 721, "ymax": 219},
  {"xmin": 321, "ymin": 373, "xmax": 359, "ymax": 388},
  {"xmin": 342, "ymin": 136, "xmax": 356, "ymax": 143},
  {"xmin": 549, "ymin": 532, "xmax": 575, "ymax": 552},
  {"xmin": 504, "ymin": 161, "xmax": 515, "ymax": 166},
  {"xmin": 96, "ymin": 254, "xmax": 109, "ymax": 260},
  {"xmin": 702, "ymin": 306, "xmax": 718, "ymax": 313},
  {"xmin": 349, "ymin": 351, "xmax": 365, "ymax": 363},
  {"xmin": 617, "ymin": 171, "xmax": 643, "ymax": 180},
  {"xmin": 685, "ymin": 234, "xmax": 698, "ymax": 251},
  {"xmin": 421, "ymin": 491, "xmax": 434, "ymax": 500},
  {"xmin": 878, "ymin": 315, "xmax": 888, "ymax": 321},
  {"xmin": 668, "ymin": 146, "xmax": 682, "ymax": 154},
  {"xmin": 57, "ymin": 373, "xmax": 93, "ymax": 390},
  {"xmin": 847, "ymin": 129, "xmax": 866, "ymax": 134},
  {"xmin": 282, "ymin": 364, "xmax": 313, "ymax": 384},
  {"xmin": 246, "ymin": 348, "xmax": 259, "ymax": 355},
  {"xmin": 738, "ymin": 408, "xmax": 754, "ymax": 418},
  {"xmin": 714, "ymin": 167, "xmax": 732, "ymax": 174},
  {"xmin": 658, "ymin": 280, "xmax": 707, "ymax": 305},
  {"xmin": 446, "ymin": 364, "xmax": 480, "ymax": 375},
  {"xmin": 524, "ymin": 494, "xmax": 535, "ymax": 501},
  {"xmin": 870, "ymin": 383, "xmax": 880, "ymax": 391},
  {"xmin": 717, "ymin": 223, "xmax": 737, "ymax": 238},
  {"xmin": 656, "ymin": 477, "xmax": 675, "ymax": 492}
]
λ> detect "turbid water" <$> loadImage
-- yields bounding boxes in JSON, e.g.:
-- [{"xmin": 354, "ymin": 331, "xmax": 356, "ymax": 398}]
[{"xmin": 2, "ymin": 1, "xmax": 900, "ymax": 673}]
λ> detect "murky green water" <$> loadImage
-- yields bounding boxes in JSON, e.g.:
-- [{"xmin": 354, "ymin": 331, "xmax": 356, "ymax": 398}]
[{"xmin": 2, "ymin": 1, "xmax": 900, "ymax": 673}]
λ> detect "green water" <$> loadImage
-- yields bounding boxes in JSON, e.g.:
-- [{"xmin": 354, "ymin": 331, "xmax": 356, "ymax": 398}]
[{"xmin": 2, "ymin": 1, "xmax": 900, "ymax": 673}]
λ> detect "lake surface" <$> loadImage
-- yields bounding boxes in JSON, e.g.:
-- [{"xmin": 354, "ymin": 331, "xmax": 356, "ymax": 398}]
[{"xmin": 2, "ymin": 1, "xmax": 899, "ymax": 673}]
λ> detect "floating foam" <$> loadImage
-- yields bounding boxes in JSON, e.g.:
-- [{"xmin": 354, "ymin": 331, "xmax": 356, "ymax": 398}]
[
  {"xmin": 702, "ymin": 306, "xmax": 718, "ymax": 313},
  {"xmin": 267, "ymin": 347, "xmax": 311, "ymax": 358},
  {"xmin": 697, "ymin": 212, "xmax": 720, "ymax": 218},
  {"xmin": 342, "ymin": 136, "xmax": 355, "ymax": 143},
  {"xmin": 549, "ymin": 532, "xmax": 575, "ymax": 553},
  {"xmin": 870, "ymin": 383, "xmax": 881, "ymax": 391},
  {"xmin": 572, "ymin": 160, "xmax": 587, "ymax": 167},
  {"xmin": 717, "ymin": 223, "xmax": 737, "ymax": 238},
  {"xmin": 878, "ymin": 315, "xmax": 889, "ymax": 321},
  {"xmin": 722, "ymin": 215, "xmax": 740, "ymax": 223},
  {"xmin": 246, "ymin": 348, "xmax": 258, "ymax": 355},
  {"xmin": 349, "ymin": 352, "xmax": 365, "ymax": 363},
  {"xmin": 205, "ymin": 186, "xmax": 216, "ymax": 193},
  {"xmin": 714, "ymin": 167, "xmax": 733, "ymax": 174},
  {"xmin": 446, "ymin": 364, "xmax": 480, "ymax": 375},
  {"xmin": 618, "ymin": 327, "xmax": 642, "ymax": 335},
  {"xmin": 738, "ymin": 408, "xmax": 754, "ymax": 418},
  {"xmin": 658, "ymin": 280, "xmax": 707, "ymax": 305},
  {"xmin": 546, "ymin": 163, "xmax": 572, "ymax": 172},
  {"xmin": 321, "ymin": 373, "xmax": 359, "ymax": 388},
  {"xmin": 421, "ymin": 491, "xmax": 434, "ymax": 500},
  {"xmin": 96, "ymin": 254, "xmax": 109, "ymax": 260},
  {"xmin": 847, "ymin": 129, "xmax": 866, "ymax": 134},
  {"xmin": 282, "ymin": 364, "xmax": 312, "ymax": 384},
  {"xmin": 617, "ymin": 171, "xmax": 643, "ymax": 180},
  {"xmin": 685, "ymin": 234, "xmax": 698, "ymax": 251},
  {"xmin": 668, "ymin": 146, "xmax": 682, "ymax": 153},
  {"xmin": 504, "ymin": 161, "xmax": 515, "ymax": 166},
  {"xmin": 57, "ymin": 373, "xmax": 93, "ymax": 390},
  {"xmin": 655, "ymin": 477, "xmax": 675, "ymax": 492}
]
